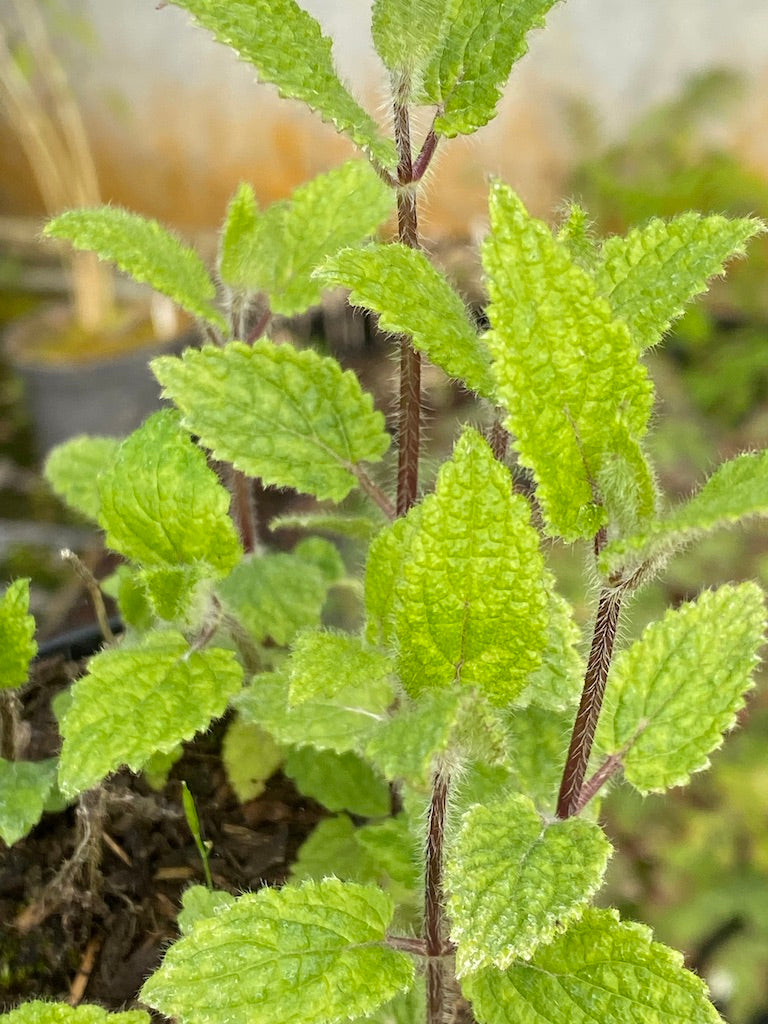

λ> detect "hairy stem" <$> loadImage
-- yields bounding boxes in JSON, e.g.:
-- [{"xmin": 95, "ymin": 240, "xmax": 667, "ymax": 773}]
[
  {"xmin": 0, "ymin": 690, "xmax": 21, "ymax": 760},
  {"xmin": 425, "ymin": 766, "xmax": 450, "ymax": 1024},
  {"xmin": 393, "ymin": 91, "xmax": 422, "ymax": 516},
  {"xmin": 353, "ymin": 466, "xmax": 397, "ymax": 520},
  {"xmin": 572, "ymin": 749, "xmax": 625, "ymax": 815},
  {"xmin": 230, "ymin": 468, "xmax": 259, "ymax": 554},
  {"xmin": 557, "ymin": 585, "xmax": 624, "ymax": 819}
]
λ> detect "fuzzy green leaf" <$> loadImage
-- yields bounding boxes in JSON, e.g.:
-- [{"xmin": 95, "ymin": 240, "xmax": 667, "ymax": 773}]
[
  {"xmin": 601, "ymin": 450, "xmax": 768, "ymax": 575},
  {"xmin": 365, "ymin": 689, "xmax": 463, "ymax": 785},
  {"xmin": 222, "ymin": 719, "xmax": 283, "ymax": 801},
  {"xmin": 447, "ymin": 793, "xmax": 610, "ymax": 975},
  {"xmin": 421, "ymin": 0, "xmax": 559, "ymax": 137},
  {"xmin": 596, "ymin": 213, "xmax": 764, "ymax": 350},
  {"xmin": 218, "ymin": 552, "xmax": 333, "ymax": 647},
  {"xmin": 291, "ymin": 814, "xmax": 378, "ymax": 884},
  {"xmin": 236, "ymin": 671, "xmax": 387, "ymax": 755},
  {"xmin": 0, "ymin": 758, "xmax": 58, "ymax": 845},
  {"xmin": 394, "ymin": 428, "xmax": 549, "ymax": 703},
  {"xmin": 141, "ymin": 879, "xmax": 414, "ymax": 1024},
  {"xmin": 371, "ymin": 0, "xmax": 449, "ymax": 78},
  {"xmin": 288, "ymin": 630, "xmax": 395, "ymax": 706},
  {"xmin": 514, "ymin": 590, "xmax": 583, "ymax": 711},
  {"xmin": 557, "ymin": 203, "xmax": 598, "ymax": 270},
  {"xmin": 58, "ymin": 632, "xmax": 242, "ymax": 797},
  {"xmin": 220, "ymin": 163, "xmax": 394, "ymax": 315},
  {"xmin": 44, "ymin": 208, "xmax": 224, "ymax": 328},
  {"xmin": 0, "ymin": 579, "xmax": 37, "ymax": 690},
  {"xmin": 44, "ymin": 436, "xmax": 120, "ymax": 523},
  {"xmin": 98, "ymin": 410, "xmax": 241, "ymax": 576},
  {"xmin": 462, "ymin": 908, "xmax": 722, "ymax": 1024},
  {"xmin": 153, "ymin": 342, "xmax": 390, "ymax": 502},
  {"xmin": 483, "ymin": 182, "xmax": 654, "ymax": 541},
  {"xmin": 0, "ymin": 1004, "xmax": 149, "ymax": 1024},
  {"xmin": 595, "ymin": 583, "xmax": 765, "ymax": 794},
  {"xmin": 169, "ymin": 1, "xmax": 396, "ymax": 168},
  {"xmin": 318, "ymin": 243, "xmax": 492, "ymax": 396},
  {"xmin": 177, "ymin": 885, "xmax": 237, "ymax": 935}
]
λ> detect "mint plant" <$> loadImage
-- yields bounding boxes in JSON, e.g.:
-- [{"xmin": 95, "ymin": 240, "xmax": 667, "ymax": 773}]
[{"xmin": 1, "ymin": 2, "xmax": 767, "ymax": 1023}]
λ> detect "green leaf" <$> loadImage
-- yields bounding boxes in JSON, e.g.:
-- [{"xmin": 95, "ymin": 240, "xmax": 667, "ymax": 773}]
[
  {"xmin": 220, "ymin": 162, "xmax": 394, "ymax": 315},
  {"xmin": 44, "ymin": 208, "xmax": 224, "ymax": 329},
  {"xmin": 98, "ymin": 410, "xmax": 241, "ymax": 576},
  {"xmin": 44, "ymin": 436, "xmax": 120, "ymax": 523},
  {"xmin": 557, "ymin": 202, "xmax": 598, "ymax": 270},
  {"xmin": 601, "ymin": 449, "xmax": 768, "ymax": 575},
  {"xmin": 483, "ymin": 182, "xmax": 654, "ymax": 541},
  {"xmin": 365, "ymin": 513, "xmax": 419, "ymax": 648},
  {"xmin": 504, "ymin": 706, "xmax": 571, "ymax": 810},
  {"xmin": 153, "ymin": 341, "xmax": 390, "ymax": 502},
  {"xmin": 177, "ymin": 885, "xmax": 236, "ymax": 935},
  {"xmin": 394, "ymin": 428, "xmax": 549, "ymax": 703},
  {"xmin": 0, "ymin": 758, "xmax": 58, "ymax": 845},
  {"xmin": 446, "ymin": 792, "xmax": 611, "ymax": 975},
  {"xmin": 293, "ymin": 536, "xmax": 346, "ymax": 583},
  {"xmin": 0, "ymin": 1004, "xmax": 149, "ymax": 1024},
  {"xmin": 514, "ymin": 590, "xmax": 583, "ymax": 711},
  {"xmin": 218, "ymin": 552, "xmax": 332, "ymax": 647},
  {"xmin": 58, "ymin": 632, "xmax": 243, "ymax": 797},
  {"xmin": 595, "ymin": 583, "xmax": 765, "ymax": 794},
  {"xmin": 371, "ymin": 0, "xmax": 449, "ymax": 79},
  {"xmin": 221, "ymin": 718, "xmax": 283, "ymax": 801},
  {"xmin": 317, "ymin": 243, "xmax": 493, "ymax": 397},
  {"xmin": 595, "ymin": 213, "xmax": 764, "ymax": 350},
  {"xmin": 283, "ymin": 746, "xmax": 391, "ymax": 817},
  {"xmin": 421, "ymin": 0, "xmax": 560, "ymax": 137},
  {"xmin": 462, "ymin": 908, "xmax": 722, "ymax": 1024},
  {"xmin": 169, "ymin": 1, "xmax": 396, "ymax": 168},
  {"xmin": 270, "ymin": 511, "xmax": 381, "ymax": 541},
  {"xmin": 236, "ymin": 670, "xmax": 387, "ymax": 755},
  {"xmin": 0, "ymin": 579, "xmax": 36, "ymax": 690},
  {"xmin": 288, "ymin": 630, "xmax": 395, "ymax": 705},
  {"xmin": 366, "ymin": 689, "xmax": 464, "ymax": 786},
  {"xmin": 290, "ymin": 814, "xmax": 378, "ymax": 884},
  {"xmin": 141, "ymin": 879, "xmax": 414, "ymax": 1024}
]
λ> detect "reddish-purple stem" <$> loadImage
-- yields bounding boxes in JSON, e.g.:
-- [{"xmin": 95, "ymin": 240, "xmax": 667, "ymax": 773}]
[
  {"xmin": 572, "ymin": 750, "xmax": 625, "ymax": 816},
  {"xmin": 230, "ymin": 468, "xmax": 258, "ymax": 554},
  {"xmin": 393, "ymin": 97, "xmax": 422, "ymax": 516},
  {"xmin": 556, "ymin": 585, "xmax": 624, "ymax": 819},
  {"xmin": 425, "ymin": 769, "xmax": 450, "ymax": 1024}
]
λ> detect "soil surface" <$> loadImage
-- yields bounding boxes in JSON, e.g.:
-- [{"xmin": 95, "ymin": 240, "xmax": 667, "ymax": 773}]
[{"xmin": 1, "ymin": 648, "xmax": 326, "ymax": 1008}]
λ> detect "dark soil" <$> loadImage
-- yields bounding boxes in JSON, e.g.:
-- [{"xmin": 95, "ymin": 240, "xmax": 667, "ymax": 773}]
[{"xmin": 0, "ymin": 650, "xmax": 326, "ymax": 1009}]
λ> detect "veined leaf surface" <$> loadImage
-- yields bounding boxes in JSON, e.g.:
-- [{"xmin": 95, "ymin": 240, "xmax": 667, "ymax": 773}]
[
  {"xmin": 0, "ymin": 579, "xmax": 36, "ymax": 690},
  {"xmin": 44, "ymin": 208, "xmax": 224, "ymax": 329},
  {"xmin": 462, "ymin": 908, "xmax": 722, "ymax": 1024},
  {"xmin": 421, "ymin": 0, "xmax": 560, "ymax": 137},
  {"xmin": 446, "ymin": 792, "xmax": 610, "ymax": 974},
  {"xmin": 169, "ymin": 0, "xmax": 396, "ymax": 167},
  {"xmin": 483, "ymin": 182, "xmax": 654, "ymax": 540},
  {"xmin": 595, "ymin": 583, "xmax": 765, "ymax": 794},
  {"xmin": 44, "ymin": 436, "xmax": 120, "ymax": 523},
  {"xmin": 153, "ymin": 342, "xmax": 390, "ymax": 502},
  {"xmin": 393, "ymin": 428, "xmax": 549, "ymax": 703},
  {"xmin": 596, "ymin": 213, "xmax": 764, "ymax": 350},
  {"xmin": 58, "ymin": 632, "xmax": 242, "ymax": 796},
  {"xmin": 220, "ymin": 162, "xmax": 394, "ymax": 315},
  {"xmin": 98, "ymin": 410, "xmax": 241, "ymax": 574},
  {"xmin": 371, "ymin": 0, "xmax": 450, "ymax": 79},
  {"xmin": 318, "ymin": 243, "xmax": 493, "ymax": 397},
  {"xmin": 141, "ymin": 879, "xmax": 414, "ymax": 1024}
]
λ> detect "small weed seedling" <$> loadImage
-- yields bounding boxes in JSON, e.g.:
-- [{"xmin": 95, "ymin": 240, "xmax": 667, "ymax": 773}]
[{"xmin": 1, "ymin": 2, "xmax": 767, "ymax": 1024}]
